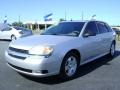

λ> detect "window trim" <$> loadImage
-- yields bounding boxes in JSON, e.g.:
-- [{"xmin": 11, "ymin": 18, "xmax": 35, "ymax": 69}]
[
  {"xmin": 105, "ymin": 23, "xmax": 113, "ymax": 32},
  {"xmin": 82, "ymin": 21, "xmax": 99, "ymax": 36},
  {"xmin": 96, "ymin": 21, "xmax": 109, "ymax": 34}
]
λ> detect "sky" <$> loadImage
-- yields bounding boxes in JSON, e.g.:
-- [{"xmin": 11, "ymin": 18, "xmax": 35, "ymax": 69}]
[{"xmin": 0, "ymin": 0, "xmax": 120, "ymax": 25}]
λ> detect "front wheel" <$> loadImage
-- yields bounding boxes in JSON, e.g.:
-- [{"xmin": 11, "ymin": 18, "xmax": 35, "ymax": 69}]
[
  {"xmin": 60, "ymin": 52, "xmax": 79, "ymax": 78},
  {"xmin": 11, "ymin": 35, "xmax": 17, "ymax": 41}
]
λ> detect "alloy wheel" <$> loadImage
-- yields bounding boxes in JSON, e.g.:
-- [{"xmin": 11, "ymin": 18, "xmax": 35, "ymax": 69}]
[{"xmin": 64, "ymin": 56, "xmax": 77, "ymax": 77}]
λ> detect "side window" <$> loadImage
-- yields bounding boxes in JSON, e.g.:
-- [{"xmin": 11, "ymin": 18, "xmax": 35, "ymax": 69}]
[
  {"xmin": 84, "ymin": 22, "xmax": 98, "ymax": 35},
  {"xmin": 97, "ymin": 22, "xmax": 108, "ymax": 34},
  {"xmin": 105, "ymin": 24, "xmax": 112, "ymax": 32}
]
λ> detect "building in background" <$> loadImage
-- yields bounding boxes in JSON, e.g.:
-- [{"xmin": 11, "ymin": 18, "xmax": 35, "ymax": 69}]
[{"xmin": 23, "ymin": 21, "xmax": 57, "ymax": 31}]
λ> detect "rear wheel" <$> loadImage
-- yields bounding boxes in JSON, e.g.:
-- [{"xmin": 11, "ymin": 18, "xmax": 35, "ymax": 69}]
[
  {"xmin": 108, "ymin": 43, "xmax": 115, "ymax": 57},
  {"xmin": 60, "ymin": 52, "xmax": 79, "ymax": 78},
  {"xmin": 11, "ymin": 35, "xmax": 16, "ymax": 41}
]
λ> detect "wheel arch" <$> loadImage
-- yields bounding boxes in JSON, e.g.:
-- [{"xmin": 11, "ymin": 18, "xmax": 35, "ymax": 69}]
[
  {"xmin": 62, "ymin": 49, "xmax": 81, "ymax": 66},
  {"xmin": 112, "ymin": 40, "xmax": 116, "ymax": 45},
  {"xmin": 11, "ymin": 34, "xmax": 15, "ymax": 38},
  {"xmin": 11, "ymin": 34, "xmax": 17, "ymax": 40},
  {"xmin": 59, "ymin": 49, "xmax": 81, "ymax": 77}
]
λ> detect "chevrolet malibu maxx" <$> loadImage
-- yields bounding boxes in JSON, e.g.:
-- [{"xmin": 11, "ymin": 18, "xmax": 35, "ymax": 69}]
[{"xmin": 5, "ymin": 20, "xmax": 116, "ymax": 78}]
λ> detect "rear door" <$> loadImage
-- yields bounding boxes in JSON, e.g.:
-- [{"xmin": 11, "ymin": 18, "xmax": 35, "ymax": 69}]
[
  {"xmin": 81, "ymin": 21, "xmax": 102, "ymax": 62},
  {"xmin": 96, "ymin": 22, "xmax": 113, "ymax": 54}
]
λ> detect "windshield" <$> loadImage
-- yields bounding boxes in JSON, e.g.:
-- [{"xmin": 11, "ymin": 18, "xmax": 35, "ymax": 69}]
[
  {"xmin": 14, "ymin": 27, "xmax": 23, "ymax": 30},
  {"xmin": 41, "ymin": 22, "xmax": 85, "ymax": 36},
  {"xmin": 14, "ymin": 27, "xmax": 29, "ymax": 31}
]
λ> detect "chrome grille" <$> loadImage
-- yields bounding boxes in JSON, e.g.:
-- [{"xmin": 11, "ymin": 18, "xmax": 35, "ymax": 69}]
[
  {"xmin": 8, "ymin": 47, "xmax": 29, "ymax": 60},
  {"xmin": 8, "ymin": 53, "xmax": 26, "ymax": 59},
  {"xmin": 9, "ymin": 47, "xmax": 28, "ymax": 54}
]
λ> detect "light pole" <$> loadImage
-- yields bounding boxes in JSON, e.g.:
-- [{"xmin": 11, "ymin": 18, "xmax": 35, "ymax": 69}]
[
  {"xmin": 81, "ymin": 11, "xmax": 84, "ymax": 21},
  {"xmin": 4, "ymin": 15, "xmax": 7, "ymax": 24}
]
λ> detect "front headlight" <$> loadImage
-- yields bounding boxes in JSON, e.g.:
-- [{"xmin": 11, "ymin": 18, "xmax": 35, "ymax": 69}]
[{"xmin": 29, "ymin": 46, "xmax": 53, "ymax": 56}]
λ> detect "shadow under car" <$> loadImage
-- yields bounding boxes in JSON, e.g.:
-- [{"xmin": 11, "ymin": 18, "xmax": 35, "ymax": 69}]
[{"xmin": 18, "ymin": 50, "xmax": 120, "ymax": 85}]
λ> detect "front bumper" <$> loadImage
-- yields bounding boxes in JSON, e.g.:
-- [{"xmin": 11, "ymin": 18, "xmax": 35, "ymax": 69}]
[{"xmin": 5, "ymin": 51, "xmax": 61, "ymax": 77}]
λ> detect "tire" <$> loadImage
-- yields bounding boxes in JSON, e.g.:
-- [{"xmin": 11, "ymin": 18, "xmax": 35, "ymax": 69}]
[
  {"xmin": 108, "ymin": 43, "xmax": 115, "ymax": 58},
  {"xmin": 60, "ymin": 52, "xmax": 79, "ymax": 78},
  {"xmin": 11, "ymin": 35, "xmax": 17, "ymax": 41}
]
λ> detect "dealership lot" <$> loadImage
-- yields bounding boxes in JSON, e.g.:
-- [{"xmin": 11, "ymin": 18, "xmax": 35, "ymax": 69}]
[{"xmin": 0, "ymin": 40, "xmax": 120, "ymax": 90}]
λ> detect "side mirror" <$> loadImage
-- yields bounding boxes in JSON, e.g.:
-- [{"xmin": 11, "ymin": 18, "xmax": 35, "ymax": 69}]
[{"xmin": 83, "ymin": 32, "xmax": 96, "ymax": 37}]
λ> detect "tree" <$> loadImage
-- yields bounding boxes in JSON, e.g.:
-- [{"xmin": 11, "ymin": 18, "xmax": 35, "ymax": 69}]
[
  {"xmin": 59, "ymin": 18, "xmax": 66, "ymax": 22},
  {"xmin": 12, "ymin": 22, "xmax": 23, "ymax": 27}
]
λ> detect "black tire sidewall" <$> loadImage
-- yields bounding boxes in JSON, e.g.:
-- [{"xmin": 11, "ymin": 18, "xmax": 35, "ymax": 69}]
[
  {"xmin": 60, "ymin": 52, "xmax": 79, "ymax": 78},
  {"xmin": 109, "ymin": 43, "xmax": 115, "ymax": 57},
  {"xmin": 11, "ymin": 35, "xmax": 16, "ymax": 40}
]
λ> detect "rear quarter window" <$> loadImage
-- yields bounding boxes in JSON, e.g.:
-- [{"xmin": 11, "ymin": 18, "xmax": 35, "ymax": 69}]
[
  {"xmin": 96, "ymin": 22, "xmax": 109, "ymax": 34},
  {"xmin": 105, "ymin": 24, "xmax": 113, "ymax": 32}
]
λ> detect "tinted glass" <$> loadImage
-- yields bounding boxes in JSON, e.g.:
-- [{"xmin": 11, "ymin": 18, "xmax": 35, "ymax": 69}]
[
  {"xmin": 97, "ymin": 22, "xmax": 108, "ymax": 33},
  {"xmin": 105, "ymin": 24, "xmax": 113, "ymax": 32},
  {"xmin": 84, "ymin": 21, "xmax": 98, "ymax": 34},
  {"xmin": 42, "ymin": 22, "xmax": 85, "ymax": 36},
  {"xmin": 14, "ymin": 27, "xmax": 23, "ymax": 30},
  {"xmin": 14, "ymin": 27, "xmax": 29, "ymax": 31}
]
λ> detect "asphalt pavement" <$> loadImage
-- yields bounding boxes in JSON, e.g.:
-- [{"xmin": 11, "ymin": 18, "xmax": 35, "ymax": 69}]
[{"xmin": 0, "ymin": 40, "xmax": 120, "ymax": 90}]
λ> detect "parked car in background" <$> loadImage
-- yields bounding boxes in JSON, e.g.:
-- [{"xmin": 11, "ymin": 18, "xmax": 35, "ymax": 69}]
[
  {"xmin": 112, "ymin": 28, "xmax": 120, "ymax": 34},
  {"xmin": 0, "ymin": 24, "xmax": 33, "ymax": 40},
  {"xmin": 5, "ymin": 20, "xmax": 116, "ymax": 78}
]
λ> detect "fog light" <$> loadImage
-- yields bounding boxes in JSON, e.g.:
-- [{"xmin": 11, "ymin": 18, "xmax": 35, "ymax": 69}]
[
  {"xmin": 41, "ymin": 70, "xmax": 48, "ymax": 74},
  {"xmin": 34, "ymin": 70, "xmax": 48, "ymax": 74}
]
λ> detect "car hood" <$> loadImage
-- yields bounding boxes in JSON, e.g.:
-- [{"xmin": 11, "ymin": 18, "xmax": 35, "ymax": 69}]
[{"xmin": 9, "ymin": 35, "xmax": 74, "ymax": 50}]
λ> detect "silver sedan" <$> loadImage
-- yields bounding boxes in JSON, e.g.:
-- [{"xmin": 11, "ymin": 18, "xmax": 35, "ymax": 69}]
[
  {"xmin": 5, "ymin": 20, "xmax": 116, "ymax": 78},
  {"xmin": 0, "ymin": 25, "xmax": 32, "ymax": 40}
]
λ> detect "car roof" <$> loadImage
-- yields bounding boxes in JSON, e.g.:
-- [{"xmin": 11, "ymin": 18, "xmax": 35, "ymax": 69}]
[{"xmin": 60, "ymin": 20, "xmax": 106, "ymax": 23}]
